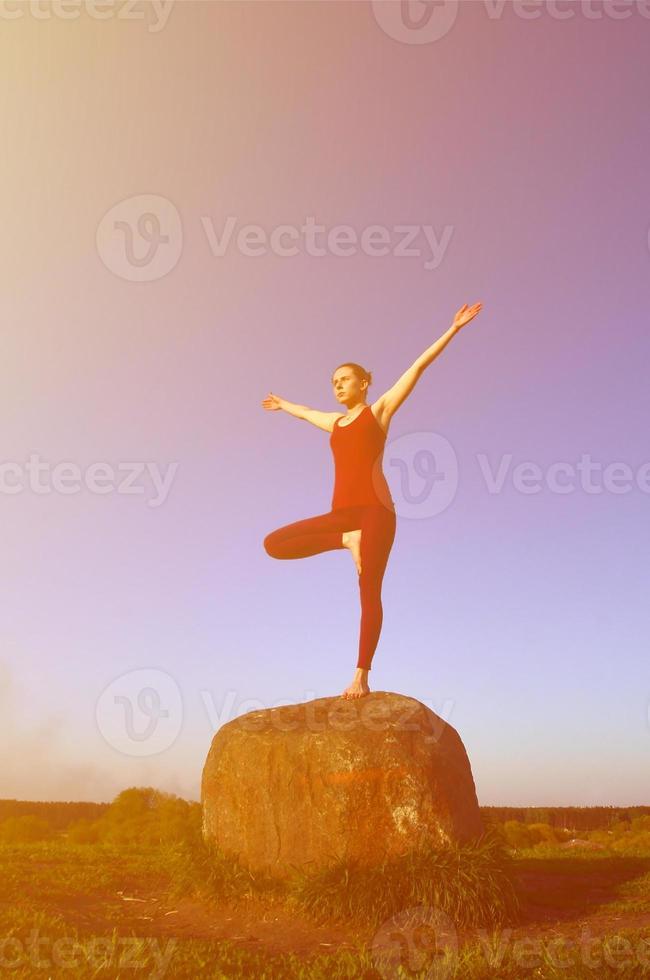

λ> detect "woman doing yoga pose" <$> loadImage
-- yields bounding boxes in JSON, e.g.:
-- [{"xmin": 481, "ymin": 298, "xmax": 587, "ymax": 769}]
[{"xmin": 262, "ymin": 302, "xmax": 483, "ymax": 700}]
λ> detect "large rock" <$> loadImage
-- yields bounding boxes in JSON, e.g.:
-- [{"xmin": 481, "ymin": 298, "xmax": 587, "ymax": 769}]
[{"xmin": 201, "ymin": 692, "xmax": 483, "ymax": 878}]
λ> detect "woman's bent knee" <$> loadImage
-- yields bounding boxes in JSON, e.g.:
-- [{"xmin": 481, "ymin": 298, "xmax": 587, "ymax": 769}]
[{"xmin": 263, "ymin": 533, "xmax": 279, "ymax": 557}]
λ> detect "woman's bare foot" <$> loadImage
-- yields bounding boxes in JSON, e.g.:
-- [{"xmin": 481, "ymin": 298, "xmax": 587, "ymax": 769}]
[
  {"xmin": 341, "ymin": 529, "xmax": 362, "ymax": 575},
  {"xmin": 341, "ymin": 667, "xmax": 370, "ymax": 699}
]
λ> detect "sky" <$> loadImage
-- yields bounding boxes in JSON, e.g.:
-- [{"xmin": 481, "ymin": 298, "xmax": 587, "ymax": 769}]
[{"xmin": 1, "ymin": 0, "xmax": 649, "ymax": 807}]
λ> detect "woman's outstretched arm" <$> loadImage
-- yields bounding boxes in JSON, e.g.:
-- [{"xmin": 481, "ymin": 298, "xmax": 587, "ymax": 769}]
[
  {"xmin": 261, "ymin": 392, "xmax": 340, "ymax": 432},
  {"xmin": 375, "ymin": 302, "xmax": 483, "ymax": 422}
]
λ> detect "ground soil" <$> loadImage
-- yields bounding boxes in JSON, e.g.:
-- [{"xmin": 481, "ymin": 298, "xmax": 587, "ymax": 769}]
[{"xmin": 52, "ymin": 862, "xmax": 650, "ymax": 958}]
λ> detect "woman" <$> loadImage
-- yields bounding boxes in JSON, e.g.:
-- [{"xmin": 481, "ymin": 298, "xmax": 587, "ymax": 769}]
[{"xmin": 262, "ymin": 302, "xmax": 483, "ymax": 700}]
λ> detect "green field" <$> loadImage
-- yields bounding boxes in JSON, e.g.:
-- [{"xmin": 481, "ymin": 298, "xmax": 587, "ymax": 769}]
[{"xmin": 1, "ymin": 792, "xmax": 649, "ymax": 978}]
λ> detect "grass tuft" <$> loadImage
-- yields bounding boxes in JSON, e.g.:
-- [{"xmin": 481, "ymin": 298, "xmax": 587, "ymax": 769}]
[
  {"xmin": 164, "ymin": 821, "xmax": 521, "ymax": 930},
  {"xmin": 284, "ymin": 825, "xmax": 521, "ymax": 929}
]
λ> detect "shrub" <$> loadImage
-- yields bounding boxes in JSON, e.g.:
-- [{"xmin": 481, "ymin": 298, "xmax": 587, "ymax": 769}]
[
  {"xmin": 527, "ymin": 822, "xmax": 559, "ymax": 845},
  {"xmin": 67, "ymin": 818, "xmax": 103, "ymax": 844},
  {"xmin": 0, "ymin": 815, "xmax": 53, "ymax": 843},
  {"xmin": 64, "ymin": 787, "xmax": 200, "ymax": 847},
  {"xmin": 501, "ymin": 820, "xmax": 533, "ymax": 849}
]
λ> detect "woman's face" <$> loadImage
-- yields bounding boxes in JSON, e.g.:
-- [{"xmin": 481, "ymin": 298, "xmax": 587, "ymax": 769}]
[{"xmin": 331, "ymin": 367, "xmax": 366, "ymax": 406}]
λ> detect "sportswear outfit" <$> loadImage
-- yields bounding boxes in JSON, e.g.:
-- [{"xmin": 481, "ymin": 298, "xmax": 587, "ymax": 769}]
[{"xmin": 263, "ymin": 405, "xmax": 396, "ymax": 670}]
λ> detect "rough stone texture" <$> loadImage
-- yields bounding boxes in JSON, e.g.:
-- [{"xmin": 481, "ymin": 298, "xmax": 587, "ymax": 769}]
[{"xmin": 201, "ymin": 691, "xmax": 484, "ymax": 878}]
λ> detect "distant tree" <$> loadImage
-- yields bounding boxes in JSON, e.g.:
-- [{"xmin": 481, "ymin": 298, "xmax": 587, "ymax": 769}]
[
  {"xmin": 67, "ymin": 818, "xmax": 102, "ymax": 844},
  {"xmin": 69, "ymin": 787, "xmax": 200, "ymax": 846},
  {"xmin": 630, "ymin": 816, "xmax": 650, "ymax": 834},
  {"xmin": 501, "ymin": 820, "xmax": 533, "ymax": 849},
  {"xmin": 0, "ymin": 815, "xmax": 53, "ymax": 842},
  {"xmin": 527, "ymin": 822, "xmax": 559, "ymax": 844},
  {"xmin": 108, "ymin": 787, "xmax": 159, "ymax": 821}
]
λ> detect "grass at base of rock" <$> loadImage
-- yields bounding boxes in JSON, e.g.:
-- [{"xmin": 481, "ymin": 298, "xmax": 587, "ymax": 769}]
[{"xmin": 163, "ymin": 823, "xmax": 521, "ymax": 931}]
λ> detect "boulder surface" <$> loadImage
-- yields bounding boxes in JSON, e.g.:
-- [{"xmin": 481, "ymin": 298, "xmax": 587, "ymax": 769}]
[{"xmin": 201, "ymin": 691, "xmax": 483, "ymax": 878}]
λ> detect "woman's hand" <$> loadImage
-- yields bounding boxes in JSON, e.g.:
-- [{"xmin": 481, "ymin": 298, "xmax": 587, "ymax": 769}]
[
  {"xmin": 451, "ymin": 301, "xmax": 483, "ymax": 331},
  {"xmin": 262, "ymin": 392, "xmax": 284, "ymax": 411}
]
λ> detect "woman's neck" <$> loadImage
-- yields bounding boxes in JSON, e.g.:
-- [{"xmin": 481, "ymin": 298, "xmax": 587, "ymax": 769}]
[{"xmin": 346, "ymin": 402, "xmax": 366, "ymax": 415}]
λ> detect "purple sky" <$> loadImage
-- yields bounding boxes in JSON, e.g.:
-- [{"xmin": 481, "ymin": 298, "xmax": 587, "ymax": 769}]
[{"xmin": 2, "ymin": 1, "xmax": 649, "ymax": 806}]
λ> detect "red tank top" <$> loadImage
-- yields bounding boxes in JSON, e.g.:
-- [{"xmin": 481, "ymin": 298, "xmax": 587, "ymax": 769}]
[{"xmin": 329, "ymin": 405, "xmax": 395, "ymax": 511}]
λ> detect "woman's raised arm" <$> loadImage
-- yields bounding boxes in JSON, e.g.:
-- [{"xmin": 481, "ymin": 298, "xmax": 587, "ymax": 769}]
[{"xmin": 374, "ymin": 302, "xmax": 483, "ymax": 424}]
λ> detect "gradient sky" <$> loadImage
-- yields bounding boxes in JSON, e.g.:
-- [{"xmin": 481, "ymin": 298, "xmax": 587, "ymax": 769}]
[{"xmin": 1, "ymin": 0, "xmax": 649, "ymax": 807}]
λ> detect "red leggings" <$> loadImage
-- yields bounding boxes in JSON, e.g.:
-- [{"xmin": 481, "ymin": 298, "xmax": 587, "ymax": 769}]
[{"xmin": 263, "ymin": 504, "xmax": 396, "ymax": 671}]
